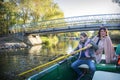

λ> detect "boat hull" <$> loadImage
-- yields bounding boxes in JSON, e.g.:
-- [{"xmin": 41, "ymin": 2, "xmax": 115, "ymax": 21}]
[{"xmin": 28, "ymin": 55, "xmax": 120, "ymax": 80}]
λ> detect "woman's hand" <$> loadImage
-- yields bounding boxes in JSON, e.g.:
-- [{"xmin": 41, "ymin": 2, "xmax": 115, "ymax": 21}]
[{"xmin": 95, "ymin": 49, "xmax": 103, "ymax": 55}]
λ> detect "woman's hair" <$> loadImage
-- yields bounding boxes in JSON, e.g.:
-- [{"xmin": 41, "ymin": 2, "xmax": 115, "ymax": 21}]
[
  {"xmin": 80, "ymin": 32, "xmax": 88, "ymax": 37},
  {"xmin": 97, "ymin": 27, "xmax": 108, "ymax": 37}
]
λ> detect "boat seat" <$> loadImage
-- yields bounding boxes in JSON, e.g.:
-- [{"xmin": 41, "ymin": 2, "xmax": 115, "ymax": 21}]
[
  {"xmin": 78, "ymin": 64, "xmax": 89, "ymax": 69},
  {"xmin": 92, "ymin": 71, "xmax": 120, "ymax": 80},
  {"xmin": 78, "ymin": 64, "xmax": 89, "ymax": 75},
  {"xmin": 78, "ymin": 60, "xmax": 95, "ymax": 69},
  {"xmin": 78, "ymin": 60, "xmax": 95, "ymax": 75}
]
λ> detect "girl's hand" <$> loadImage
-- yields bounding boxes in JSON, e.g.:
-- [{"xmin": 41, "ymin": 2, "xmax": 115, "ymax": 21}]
[{"xmin": 95, "ymin": 49, "xmax": 102, "ymax": 55}]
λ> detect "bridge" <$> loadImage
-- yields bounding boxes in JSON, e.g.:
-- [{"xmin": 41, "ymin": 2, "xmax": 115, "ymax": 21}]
[
  {"xmin": 10, "ymin": 13, "xmax": 120, "ymax": 35},
  {"xmin": 9, "ymin": 14, "xmax": 120, "ymax": 45}
]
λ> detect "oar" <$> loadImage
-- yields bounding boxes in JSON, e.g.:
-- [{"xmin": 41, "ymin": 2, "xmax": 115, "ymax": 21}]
[{"xmin": 18, "ymin": 46, "xmax": 89, "ymax": 76}]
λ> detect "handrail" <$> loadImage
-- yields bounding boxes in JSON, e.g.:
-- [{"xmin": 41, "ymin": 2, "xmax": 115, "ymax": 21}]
[
  {"xmin": 18, "ymin": 47, "xmax": 87, "ymax": 76},
  {"xmin": 10, "ymin": 14, "xmax": 120, "ymax": 33}
]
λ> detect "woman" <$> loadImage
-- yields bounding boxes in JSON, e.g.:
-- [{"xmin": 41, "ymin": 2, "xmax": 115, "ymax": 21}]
[
  {"xmin": 71, "ymin": 32, "xmax": 97, "ymax": 80},
  {"xmin": 92, "ymin": 27, "xmax": 116, "ymax": 64}
]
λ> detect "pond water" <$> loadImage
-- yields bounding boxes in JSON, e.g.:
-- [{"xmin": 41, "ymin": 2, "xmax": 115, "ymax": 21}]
[
  {"xmin": 0, "ymin": 40, "xmax": 78, "ymax": 80},
  {"xmin": 0, "ymin": 39, "xmax": 119, "ymax": 80}
]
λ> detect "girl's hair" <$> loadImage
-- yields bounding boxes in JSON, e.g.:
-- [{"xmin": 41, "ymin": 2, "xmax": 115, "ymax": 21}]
[
  {"xmin": 80, "ymin": 32, "xmax": 88, "ymax": 37},
  {"xmin": 97, "ymin": 27, "xmax": 108, "ymax": 37}
]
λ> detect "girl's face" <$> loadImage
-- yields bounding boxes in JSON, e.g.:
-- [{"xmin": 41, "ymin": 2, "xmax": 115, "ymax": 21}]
[
  {"xmin": 80, "ymin": 35, "xmax": 86, "ymax": 42},
  {"xmin": 100, "ymin": 29, "xmax": 107, "ymax": 37}
]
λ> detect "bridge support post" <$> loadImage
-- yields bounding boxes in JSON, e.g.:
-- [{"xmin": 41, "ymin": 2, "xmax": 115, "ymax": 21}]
[{"xmin": 26, "ymin": 34, "xmax": 42, "ymax": 46}]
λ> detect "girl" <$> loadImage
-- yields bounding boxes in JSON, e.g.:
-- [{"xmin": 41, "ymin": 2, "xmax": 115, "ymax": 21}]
[{"xmin": 92, "ymin": 27, "xmax": 116, "ymax": 64}]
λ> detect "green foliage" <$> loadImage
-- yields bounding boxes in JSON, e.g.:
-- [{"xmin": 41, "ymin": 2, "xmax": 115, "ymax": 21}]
[
  {"xmin": 0, "ymin": 1, "xmax": 18, "ymax": 35},
  {"xmin": 18, "ymin": 0, "xmax": 64, "ymax": 22},
  {"xmin": 0, "ymin": 0, "xmax": 64, "ymax": 35},
  {"xmin": 109, "ymin": 30, "xmax": 120, "ymax": 40},
  {"xmin": 41, "ymin": 35, "xmax": 59, "ymax": 47}
]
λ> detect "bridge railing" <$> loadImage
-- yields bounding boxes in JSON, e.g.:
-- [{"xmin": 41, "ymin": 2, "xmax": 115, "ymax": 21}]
[{"xmin": 10, "ymin": 14, "xmax": 120, "ymax": 33}]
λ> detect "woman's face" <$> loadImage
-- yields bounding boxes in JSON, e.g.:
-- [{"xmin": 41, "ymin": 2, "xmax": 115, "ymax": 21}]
[
  {"xmin": 80, "ymin": 35, "xmax": 86, "ymax": 42},
  {"xmin": 100, "ymin": 29, "xmax": 107, "ymax": 37}
]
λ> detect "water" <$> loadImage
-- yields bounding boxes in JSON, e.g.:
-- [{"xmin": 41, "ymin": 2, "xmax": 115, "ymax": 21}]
[
  {"xmin": 0, "ymin": 39, "xmax": 119, "ymax": 80},
  {"xmin": 0, "ymin": 40, "xmax": 79, "ymax": 80}
]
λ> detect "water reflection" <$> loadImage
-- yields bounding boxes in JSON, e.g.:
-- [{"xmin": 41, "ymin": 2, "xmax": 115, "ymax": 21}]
[
  {"xmin": 29, "ymin": 45, "xmax": 42, "ymax": 55},
  {"xmin": 66, "ymin": 44, "xmax": 74, "ymax": 54},
  {"xmin": 0, "ymin": 39, "xmax": 119, "ymax": 80},
  {"xmin": 0, "ymin": 40, "xmax": 79, "ymax": 80}
]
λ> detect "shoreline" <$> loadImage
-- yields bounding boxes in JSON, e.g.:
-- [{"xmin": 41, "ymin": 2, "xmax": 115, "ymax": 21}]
[{"xmin": 0, "ymin": 36, "xmax": 27, "ymax": 50}]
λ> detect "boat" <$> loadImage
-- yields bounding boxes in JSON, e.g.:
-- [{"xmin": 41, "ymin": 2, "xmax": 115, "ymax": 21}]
[{"xmin": 25, "ymin": 45, "xmax": 120, "ymax": 80}]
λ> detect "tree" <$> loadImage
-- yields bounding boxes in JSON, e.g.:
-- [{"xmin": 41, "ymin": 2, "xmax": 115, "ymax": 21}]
[
  {"xmin": 12, "ymin": 0, "xmax": 64, "ymax": 31},
  {"xmin": 0, "ymin": 0, "xmax": 64, "ymax": 35},
  {"xmin": 0, "ymin": 1, "xmax": 17, "ymax": 36},
  {"xmin": 18, "ymin": 0, "xmax": 64, "ymax": 22}
]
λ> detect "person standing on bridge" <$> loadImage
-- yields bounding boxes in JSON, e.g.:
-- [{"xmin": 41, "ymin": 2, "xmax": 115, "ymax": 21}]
[
  {"xmin": 92, "ymin": 27, "xmax": 116, "ymax": 64},
  {"xmin": 71, "ymin": 32, "xmax": 98, "ymax": 80}
]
